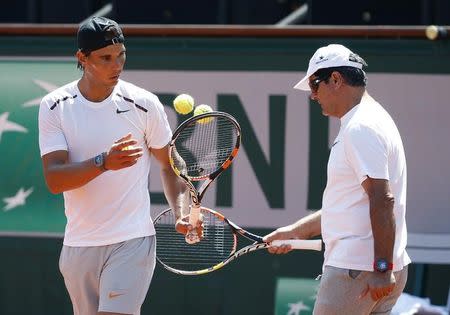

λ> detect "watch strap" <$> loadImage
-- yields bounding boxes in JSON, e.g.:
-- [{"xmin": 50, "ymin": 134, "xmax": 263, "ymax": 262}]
[{"xmin": 101, "ymin": 152, "xmax": 108, "ymax": 171}]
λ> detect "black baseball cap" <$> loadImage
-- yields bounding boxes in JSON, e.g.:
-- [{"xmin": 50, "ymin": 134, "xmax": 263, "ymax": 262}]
[{"xmin": 77, "ymin": 16, "xmax": 124, "ymax": 52}]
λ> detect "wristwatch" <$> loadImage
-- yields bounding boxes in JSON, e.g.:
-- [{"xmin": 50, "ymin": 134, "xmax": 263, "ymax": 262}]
[
  {"xmin": 94, "ymin": 152, "xmax": 107, "ymax": 171},
  {"xmin": 373, "ymin": 258, "xmax": 393, "ymax": 273}
]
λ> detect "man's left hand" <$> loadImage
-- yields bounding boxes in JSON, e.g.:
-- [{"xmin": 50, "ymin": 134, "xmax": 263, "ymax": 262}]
[
  {"xmin": 175, "ymin": 214, "xmax": 204, "ymax": 240},
  {"xmin": 359, "ymin": 271, "xmax": 396, "ymax": 301}
]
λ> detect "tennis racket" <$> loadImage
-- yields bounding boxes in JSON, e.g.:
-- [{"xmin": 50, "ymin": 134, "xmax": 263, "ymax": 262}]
[
  {"xmin": 154, "ymin": 206, "xmax": 322, "ymax": 275},
  {"xmin": 169, "ymin": 111, "xmax": 240, "ymax": 244}
]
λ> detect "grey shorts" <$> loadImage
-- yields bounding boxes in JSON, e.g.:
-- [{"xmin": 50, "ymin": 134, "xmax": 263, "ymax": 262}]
[
  {"xmin": 59, "ymin": 236, "xmax": 156, "ymax": 315},
  {"xmin": 313, "ymin": 265, "xmax": 408, "ymax": 315}
]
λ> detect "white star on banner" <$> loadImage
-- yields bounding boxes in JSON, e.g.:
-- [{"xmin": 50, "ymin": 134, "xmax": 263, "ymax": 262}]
[
  {"xmin": 0, "ymin": 112, "xmax": 28, "ymax": 141},
  {"xmin": 22, "ymin": 79, "xmax": 58, "ymax": 107},
  {"xmin": 287, "ymin": 300, "xmax": 310, "ymax": 315},
  {"xmin": 3, "ymin": 187, "xmax": 34, "ymax": 211}
]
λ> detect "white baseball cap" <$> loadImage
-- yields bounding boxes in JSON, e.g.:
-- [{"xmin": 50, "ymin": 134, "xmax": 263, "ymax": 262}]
[{"xmin": 294, "ymin": 44, "xmax": 366, "ymax": 91}]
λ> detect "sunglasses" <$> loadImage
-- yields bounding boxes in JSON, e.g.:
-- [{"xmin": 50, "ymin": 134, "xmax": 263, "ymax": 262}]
[{"xmin": 309, "ymin": 72, "xmax": 332, "ymax": 93}]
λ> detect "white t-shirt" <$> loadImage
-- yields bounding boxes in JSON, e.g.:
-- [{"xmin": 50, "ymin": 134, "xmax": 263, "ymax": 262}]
[
  {"xmin": 39, "ymin": 79, "xmax": 172, "ymax": 246},
  {"xmin": 322, "ymin": 93, "xmax": 411, "ymax": 272}
]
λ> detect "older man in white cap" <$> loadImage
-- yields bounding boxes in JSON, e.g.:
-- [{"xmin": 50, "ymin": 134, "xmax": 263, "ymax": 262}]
[{"xmin": 264, "ymin": 44, "xmax": 410, "ymax": 315}]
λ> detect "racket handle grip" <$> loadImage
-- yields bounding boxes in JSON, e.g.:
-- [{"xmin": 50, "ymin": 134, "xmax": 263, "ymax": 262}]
[
  {"xmin": 271, "ymin": 239, "xmax": 322, "ymax": 251},
  {"xmin": 185, "ymin": 205, "xmax": 201, "ymax": 244},
  {"xmin": 188, "ymin": 205, "xmax": 200, "ymax": 225}
]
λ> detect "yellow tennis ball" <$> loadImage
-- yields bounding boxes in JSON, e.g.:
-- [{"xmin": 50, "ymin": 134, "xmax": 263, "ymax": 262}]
[
  {"xmin": 173, "ymin": 94, "xmax": 194, "ymax": 115},
  {"xmin": 193, "ymin": 104, "xmax": 213, "ymax": 124}
]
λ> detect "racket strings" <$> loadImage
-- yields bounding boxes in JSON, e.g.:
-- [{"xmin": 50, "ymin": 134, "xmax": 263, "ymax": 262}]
[
  {"xmin": 173, "ymin": 116, "xmax": 238, "ymax": 178},
  {"xmin": 185, "ymin": 148, "xmax": 233, "ymax": 172},
  {"xmin": 155, "ymin": 209, "xmax": 236, "ymax": 271}
]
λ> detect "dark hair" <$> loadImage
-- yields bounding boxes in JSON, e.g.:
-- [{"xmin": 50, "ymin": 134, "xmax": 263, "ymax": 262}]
[
  {"xmin": 314, "ymin": 66, "xmax": 367, "ymax": 87},
  {"xmin": 77, "ymin": 49, "xmax": 91, "ymax": 70}
]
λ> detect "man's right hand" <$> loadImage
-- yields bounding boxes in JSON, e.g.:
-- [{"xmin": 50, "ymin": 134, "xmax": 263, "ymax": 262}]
[
  {"xmin": 104, "ymin": 133, "xmax": 143, "ymax": 170},
  {"xmin": 263, "ymin": 225, "xmax": 297, "ymax": 254}
]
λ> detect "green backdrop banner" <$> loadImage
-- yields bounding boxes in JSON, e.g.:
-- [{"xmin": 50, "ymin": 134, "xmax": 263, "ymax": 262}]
[
  {"xmin": 0, "ymin": 61, "xmax": 79, "ymax": 234},
  {"xmin": 274, "ymin": 277, "xmax": 319, "ymax": 315},
  {"xmin": 1, "ymin": 34, "xmax": 450, "ymax": 258}
]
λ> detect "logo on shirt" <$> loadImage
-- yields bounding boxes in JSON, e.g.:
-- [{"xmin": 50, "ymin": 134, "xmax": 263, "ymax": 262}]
[
  {"xmin": 108, "ymin": 291, "xmax": 125, "ymax": 299},
  {"xmin": 116, "ymin": 108, "xmax": 130, "ymax": 114}
]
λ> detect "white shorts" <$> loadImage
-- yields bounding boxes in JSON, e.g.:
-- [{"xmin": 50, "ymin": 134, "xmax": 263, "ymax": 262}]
[{"xmin": 59, "ymin": 236, "xmax": 156, "ymax": 315}]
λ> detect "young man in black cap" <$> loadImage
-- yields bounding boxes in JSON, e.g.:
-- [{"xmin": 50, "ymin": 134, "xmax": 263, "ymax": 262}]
[{"xmin": 39, "ymin": 16, "xmax": 194, "ymax": 315}]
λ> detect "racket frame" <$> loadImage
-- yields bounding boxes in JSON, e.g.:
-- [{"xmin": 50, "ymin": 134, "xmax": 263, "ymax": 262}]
[
  {"xmin": 154, "ymin": 207, "xmax": 322, "ymax": 276},
  {"xmin": 168, "ymin": 111, "xmax": 241, "ymax": 242}
]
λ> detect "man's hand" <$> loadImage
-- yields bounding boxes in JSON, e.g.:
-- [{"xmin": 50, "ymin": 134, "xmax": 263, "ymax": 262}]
[
  {"xmin": 263, "ymin": 225, "xmax": 297, "ymax": 254},
  {"xmin": 175, "ymin": 214, "xmax": 204, "ymax": 240},
  {"xmin": 104, "ymin": 133, "xmax": 143, "ymax": 170},
  {"xmin": 359, "ymin": 271, "xmax": 396, "ymax": 301},
  {"xmin": 262, "ymin": 211, "xmax": 321, "ymax": 254}
]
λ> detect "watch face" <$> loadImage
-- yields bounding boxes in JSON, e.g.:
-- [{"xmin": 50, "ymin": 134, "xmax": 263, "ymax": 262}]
[
  {"xmin": 376, "ymin": 259, "xmax": 388, "ymax": 272},
  {"xmin": 94, "ymin": 154, "xmax": 103, "ymax": 167}
]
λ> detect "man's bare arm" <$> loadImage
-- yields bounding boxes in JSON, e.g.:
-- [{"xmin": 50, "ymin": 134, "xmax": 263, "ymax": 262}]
[
  {"xmin": 359, "ymin": 176, "xmax": 396, "ymax": 301},
  {"xmin": 150, "ymin": 144, "xmax": 189, "ymax": 221},
  {"xmin": 42, "ymin": 134, "xmax": 142, "ymax": 194},
  {"xmin": 361, "ymin": 177, "xmax": 395, "ymax": 264},
  {"xmin": 263, "ymin": 210, "xmax": 321, "ymax": 254}
]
